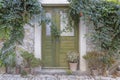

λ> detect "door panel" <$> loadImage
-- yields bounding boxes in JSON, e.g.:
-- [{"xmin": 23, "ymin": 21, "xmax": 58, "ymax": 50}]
[{"xmin": 42, "ymin": 7, "xmax": 79, "ymax": 68}]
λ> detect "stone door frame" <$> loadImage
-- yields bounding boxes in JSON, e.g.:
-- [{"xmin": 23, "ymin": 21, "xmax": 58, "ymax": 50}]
[{"xmin": 34, "ymin": 5, "xmax": 87, "ymax": 72}]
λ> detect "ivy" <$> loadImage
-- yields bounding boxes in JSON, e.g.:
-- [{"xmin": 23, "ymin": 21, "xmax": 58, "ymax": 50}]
[
  {"xmin": 68, "ymin": 0, "xmax": 120, "ymax": 65},
  {"xmin": 0, "ymin": 0, "xmax": 44, "ymax": 54}
]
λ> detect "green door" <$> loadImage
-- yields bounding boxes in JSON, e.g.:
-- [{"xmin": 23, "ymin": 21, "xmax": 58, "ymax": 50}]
[{"xmin": 42, "ymin": 7, "xmax": 79, "ymax": 68}]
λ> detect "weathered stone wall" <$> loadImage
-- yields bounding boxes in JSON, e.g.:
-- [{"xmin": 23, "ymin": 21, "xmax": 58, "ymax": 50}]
[
  {"xmin": 0, "ymin": 40, "xmax": 4, "ymax": 49},
  {"xmin": 0, "ymin": 24, "xmax": 35, "ymax": 65},
  {"xmin": 19, "ymin": 24, "xmax": 35, "ymax": 53},
  {"xmin": 0, "ymin": 24, "xmax": 35, "ymax": 53},
  {"xmin": 16, "ymin": 24, "xmax": 35, "ymax": 65},
  {"xmin": 86, "ymin": 24, "xmax": 97, "ymax": 52}
]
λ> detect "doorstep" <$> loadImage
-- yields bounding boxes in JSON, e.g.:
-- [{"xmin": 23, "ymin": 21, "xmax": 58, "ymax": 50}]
[{"xmin": 36, "ymin": 68, "xmax": 88, "ymax": 76}]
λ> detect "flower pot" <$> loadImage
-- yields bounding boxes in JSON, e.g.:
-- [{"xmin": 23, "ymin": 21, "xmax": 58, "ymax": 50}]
[
  {"xmin": 16, "ymin": 66, "xmax": 21, "ymax": 74},
  {"xmin": 24, "ymin": 67, "xmax": 30, "ymax": 74},
  {"xmin": 6, "ymin": 66, "xmax": 16, "ymax": 74},
  {"xmin": 116, "ymin": 70, "xmax": 120, "ymax": 77},
  {"xmin": 103, "ymin": 70, "xmax": 109, "ymax": 77},
  {"xmin": 69, "ymin": 63, "xmax": 77, "ymax": 71},
  {"xmin": 91, "ymin": 69, "xmax": 98, "ymax": 76},
  {"xmin": 0, "ymin": 67, "xmax": 6, "ymax": 74}
]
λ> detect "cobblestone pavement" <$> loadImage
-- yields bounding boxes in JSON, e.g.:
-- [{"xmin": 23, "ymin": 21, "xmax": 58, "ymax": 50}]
[{"xmin": 0, "ymin": 74, "xmax": 120, "ymax": 80}]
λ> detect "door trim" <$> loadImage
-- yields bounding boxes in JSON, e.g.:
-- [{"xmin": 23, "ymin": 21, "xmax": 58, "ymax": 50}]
[{"xmin": 41, "ymin": 6, "xmax": 79, "ymax": 69}]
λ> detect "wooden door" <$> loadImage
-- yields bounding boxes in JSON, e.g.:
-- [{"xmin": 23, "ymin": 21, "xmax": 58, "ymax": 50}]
[{"xmin": 42, "ymin": 7, "xmax": 79, "ymax": 68}]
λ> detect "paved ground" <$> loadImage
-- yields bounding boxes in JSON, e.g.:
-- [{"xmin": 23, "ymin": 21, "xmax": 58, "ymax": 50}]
[{"xmin": 0, "ymin": 74, "xmax": 120, "ymax": 80}]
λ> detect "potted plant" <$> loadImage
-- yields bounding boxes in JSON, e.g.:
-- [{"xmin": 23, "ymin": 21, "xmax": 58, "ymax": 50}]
[
  {"xmin": 100, "ymin": 52, "xmax": 115, "ymax": 76},
  {"xmin": 66, "ymin": 51, "xmax": 79, "ymax": 71},
  {"xmin": 116, "ymin": 65, "xmax": 120, "ymax": 76},
  {"xmin": 4, "ymin": 51, "xmax": 16, "ymax": 74},
  {"xmin": 30, "ymin": 58, "xmax": 42, "ymax": 74},
  {"xmin": 21, "ymin": 51, "xmax": 32, "ymax": 74},
  {"xmin": 16, "ymin": 65, "xmax": 21, "ymax": 74},
  {"xmin": 0, "ymin": 50, "xmax": 21, "ymax": 74},
  {"xmin": 21, "ymin": 51, "xmax": 42, "ymax": 74},
  {"xmin": 0, "ymin": 60, "xmax": 6, "ymax": 74},
  {"xmin": 83, "ymin": 51, "xmax": 103, "ymax": 76}
]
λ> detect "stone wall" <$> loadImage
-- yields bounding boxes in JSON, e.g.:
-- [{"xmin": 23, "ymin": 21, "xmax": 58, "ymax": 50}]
[
  {"xmin": 19, "ymin": 24, "xmax": 35, "ymax": 53},
  {"xmin": 16, "ymin": 24, "xmax": 35, "ymax": 65},
  {"xmin": 0, "ymin": 24, "xmax": 35, "ymax": 53},
  {"xmin": 0, "ymin": 40, "xmax": 4, "ymax": 49},
  {"xmin": 86, "ymin": 24, "xmax": 97, "ymax": 52},
  {"xmin": 0, "ymin": 24, "xmax": 35, "ymax": 65}
]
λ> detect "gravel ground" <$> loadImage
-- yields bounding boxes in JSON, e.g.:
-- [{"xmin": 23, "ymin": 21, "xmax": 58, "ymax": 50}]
[{"xmin": 0, "ymin": 74, "xmax": 120, "ymax": 80}]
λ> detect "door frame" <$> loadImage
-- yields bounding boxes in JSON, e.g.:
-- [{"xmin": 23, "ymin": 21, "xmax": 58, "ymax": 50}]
[
  {"xmin": 41, "ymin": 6, "xmax": 79, "ymax": 69},
  {"xmin": 34, "ymin": 5, "xmax": 88, "ymax": 71}
]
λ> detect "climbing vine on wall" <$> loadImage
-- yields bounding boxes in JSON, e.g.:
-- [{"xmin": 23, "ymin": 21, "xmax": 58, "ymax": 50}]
[
  {"xmin": 68, "ymin": 0, "xmax": 120, "ymax": 55},
  {"xmin": 0, "ymin": 0, "xmax": 45, "ymax": 54}
]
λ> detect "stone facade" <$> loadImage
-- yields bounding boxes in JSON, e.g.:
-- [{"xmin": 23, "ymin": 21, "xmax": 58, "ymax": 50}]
[
  {"xmin": 16, "ymin": 24, "xmax": 35, "ymax": 65},
  {"xmin": 20, "ymin": 24, "xmax": 35, "ymax": 53},
  {"xmin": 0, "ymin": 24, "xmax": 35, "ymax": 53},
  {"xmin": 86, "ymin": 24, "xmax": 96, "ymax": 52},
  {"xmin": 0, "ymin": 40, "xmax": 4, "ymax": 49},
  {"xmin": 0, "ymin": 0, "xmax": 89, "ymax": 71}
]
